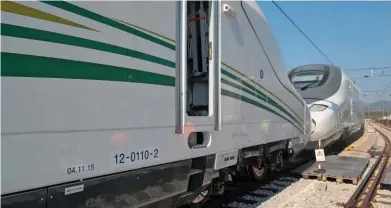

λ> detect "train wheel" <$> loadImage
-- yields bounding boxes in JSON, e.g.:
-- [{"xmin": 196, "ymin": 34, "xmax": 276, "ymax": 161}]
[
  {"xmin": 251, "ymin": 164, "xmax": 267, "ymax": 181},
  {"xmin": 189, "ymin": 190, "xmax": 208, "ymax": 208}
]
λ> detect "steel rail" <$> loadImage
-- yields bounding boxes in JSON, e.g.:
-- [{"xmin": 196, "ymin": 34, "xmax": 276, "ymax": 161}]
[
  {"xmin": 360, "ymin": 128, "xmax": 390, "ymax": 208},
  {"xmin": 344, "ymin": 123, "xmax": 391, "ymax": 208}
]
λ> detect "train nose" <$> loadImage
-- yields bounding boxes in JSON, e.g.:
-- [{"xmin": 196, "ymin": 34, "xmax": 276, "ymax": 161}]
[{"xmin": 310, "ymin": 109, "xmax": 337, "ymax": 141}]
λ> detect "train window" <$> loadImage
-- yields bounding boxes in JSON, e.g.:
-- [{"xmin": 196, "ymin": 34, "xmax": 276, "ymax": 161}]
[
  {"xmin": 290, "ymin": 70, "xmax": 325, "ymax": 90},
  {"xmin": 288, "ymin": 64, "xmax": 343, "ymax": 102}
]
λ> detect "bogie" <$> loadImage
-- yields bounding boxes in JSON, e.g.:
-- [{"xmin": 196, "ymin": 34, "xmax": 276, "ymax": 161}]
[{"xmin": 205, "ymin": 141, "xmax": 295, "ymax": 198}]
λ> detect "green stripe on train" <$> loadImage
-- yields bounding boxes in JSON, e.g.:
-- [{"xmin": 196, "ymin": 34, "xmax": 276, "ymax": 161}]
[
  {"xmin": 222, "ymin": 62, "xmax": 305, "ymax": 122},
  {"xmin": 42, "ymin": 1, "xmax": 176, "ymax": 50},
  {"xmin": 1, "ymin": 1, "xmax": 97, "ymax": 31},
  {"xmin": 1, "ymin": 24, "xmax": 175, "ymax": 68},
  {"xmin": 221, "ymin": 78, "xmax": 280, "ymax": 114},
  {"xmin": 1, "ymin": 52, "xmax": 303, "ymax": 132},
  {"xmin": 1, "ymin": 52, "xmax": 175, "ymax": 87},
  {"xmin": 221, "ymin": 89, "xmax": 303, "ymax": 133},
  {"xmin": 222, "ymin": 69, "xmax": 303, "ymax": 127}
]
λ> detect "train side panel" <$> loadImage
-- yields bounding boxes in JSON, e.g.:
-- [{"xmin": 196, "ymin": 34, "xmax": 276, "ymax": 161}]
[{"xmin": 1, "ymin": 1, "xmax": 309, "ymax": 207}]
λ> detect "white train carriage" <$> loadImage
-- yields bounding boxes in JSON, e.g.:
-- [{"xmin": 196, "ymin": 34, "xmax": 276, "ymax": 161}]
[
  {"xmin": 1, "ymin": 1, "xmax": 311, "ymax": 207},
  {"xmin": 288, "ymin": 64, "xmax": 364, "ymax": 149}
]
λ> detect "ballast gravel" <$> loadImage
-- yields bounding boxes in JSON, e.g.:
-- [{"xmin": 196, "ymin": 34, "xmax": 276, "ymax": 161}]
[
  {"xmin": 372, "ymin": 189, "xmax": 391, "ymax": 208},
  {"xmin": 257, "ymin": 157, "xmax": 377, "ymax": 208}
]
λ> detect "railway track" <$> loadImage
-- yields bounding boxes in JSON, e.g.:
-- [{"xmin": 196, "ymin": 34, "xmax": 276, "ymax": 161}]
[
  {"xmin": 202, "ymin": 173, "xmax": 301, "ymax": 208},
  {"xmin": 344, "ymin": 123, "xmax": 391, "ymax": 208}
]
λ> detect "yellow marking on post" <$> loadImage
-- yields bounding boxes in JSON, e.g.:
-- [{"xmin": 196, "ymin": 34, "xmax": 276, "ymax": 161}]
[
  {"xmin": 1, "ymin": 1, "xmax": 97, "ymax": 31},
  {"xmin": 317, "ymin": 151, "xmax": 323, "ymax": 157}
]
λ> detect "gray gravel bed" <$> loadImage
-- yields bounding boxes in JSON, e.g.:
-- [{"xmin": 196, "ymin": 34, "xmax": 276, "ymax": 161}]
[{"xmin": 257, "ymin": 157, "xmax": 378, "ymax": 208}]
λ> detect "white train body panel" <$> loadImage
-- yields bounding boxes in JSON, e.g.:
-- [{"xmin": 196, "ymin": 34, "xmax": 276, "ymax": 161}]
[
  {"xmin": 1, "ymin": 0, "xmax": 310, "ymax": 199},
  {"xmin": 288, "ymin": 64, "xmax": 364, "ymax": 149}
]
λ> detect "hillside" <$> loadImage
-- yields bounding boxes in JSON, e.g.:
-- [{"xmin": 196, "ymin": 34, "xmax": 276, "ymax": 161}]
[{"xmin": 364, "ymin": 100, "xmax": 391, "ymax": 112}]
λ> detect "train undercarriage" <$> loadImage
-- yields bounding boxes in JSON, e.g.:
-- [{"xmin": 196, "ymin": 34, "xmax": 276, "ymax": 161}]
[{"xmin": 188, "ymin": 140, "xmax": 296, "ymax": 207}]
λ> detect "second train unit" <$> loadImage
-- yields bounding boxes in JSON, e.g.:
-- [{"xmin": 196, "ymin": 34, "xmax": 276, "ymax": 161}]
[{"xmin": 288, "ymin": 64, "xmax": 365, "ymax": 149}]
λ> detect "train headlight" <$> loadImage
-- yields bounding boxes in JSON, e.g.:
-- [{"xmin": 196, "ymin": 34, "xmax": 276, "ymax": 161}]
[
  {"xmin": 310, "ymin": 104, "xmax": 328, "ymax": 111},
  {"xmin": 311, "ymin": 119, "xmax": 316, "ymax": 135}
]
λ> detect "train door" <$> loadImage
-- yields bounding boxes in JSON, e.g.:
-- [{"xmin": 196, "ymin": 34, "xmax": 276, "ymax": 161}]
[
  {"xmin": 175, "ymin": 1, "xmax": 224, "ymax": 196},
  {"xmin": 175, "ymin": 0, "xmax": 221, "ymax": 143}
]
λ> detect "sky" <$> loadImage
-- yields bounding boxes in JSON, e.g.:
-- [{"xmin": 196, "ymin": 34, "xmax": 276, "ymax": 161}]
[{"xmin": 257, "ymin": 1, "xmax": 391, "ymax": 103}]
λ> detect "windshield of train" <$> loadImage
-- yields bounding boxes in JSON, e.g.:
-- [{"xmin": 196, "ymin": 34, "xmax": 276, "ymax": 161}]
[
  {"xmin": 290, "ymin": 70, "xmax": 324, "ymax": 90},
  {"xmin": 288, "ymin": 65, "xmax": 343, "ymax": 103}
]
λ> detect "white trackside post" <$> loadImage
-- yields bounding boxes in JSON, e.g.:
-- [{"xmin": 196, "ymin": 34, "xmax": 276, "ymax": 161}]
[
  {"xmin": 314, "ymin": 139, "xmax": 326, "ymax": 174},
  {"xmin": 317, "ymin": 140, "xmax": 322, "ymax": 170}
]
